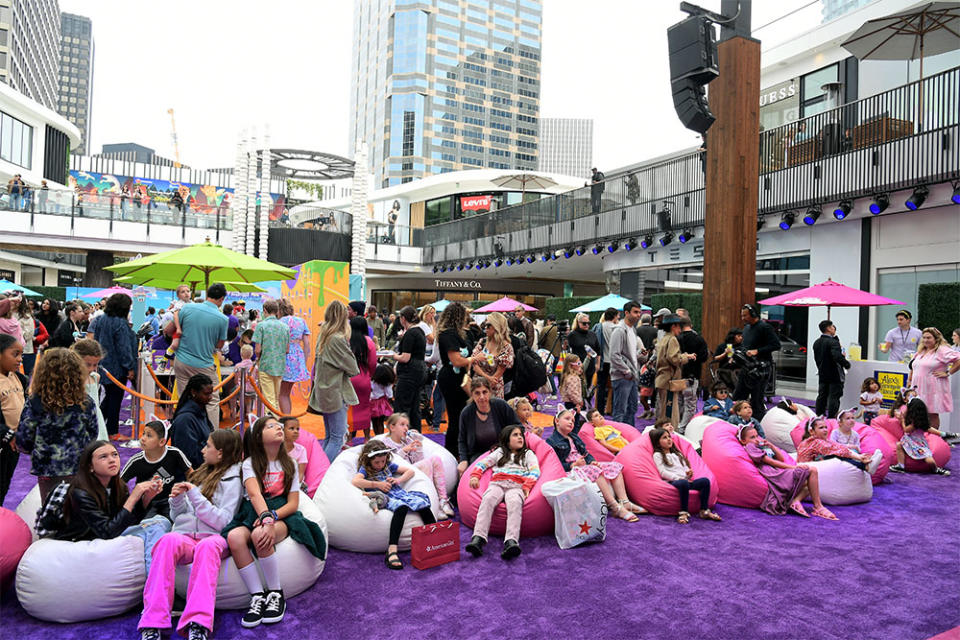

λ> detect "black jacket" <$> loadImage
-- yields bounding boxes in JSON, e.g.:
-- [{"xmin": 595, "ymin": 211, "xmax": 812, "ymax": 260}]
[
  {"xmin": 813, "ymin": 334, "xmax": 850, "ymax": 383},
  {"xmin": 169, "ymin": 399, "xmax": 212, "ymax": 468},
  {"xmin": 458, "ymin": 398, "xmax": 518, "ymax": 463},
  {"xmin": 636, "ymin": 325, "xmax": 658, "ymax": 352},
  {"xmin": 49, "ymin": 319, "xmax": 81, "ymax": 349},
  {"xmin": 678, "ymin": 330, "xmax": 710, "ymax": 379},
  {"xmin": 741, "ymin": 320, "xmax": 780, "ymax": 362},
  {"xmin": 53, "ymin": 487, "xmax": 143, "ymax": 541}
]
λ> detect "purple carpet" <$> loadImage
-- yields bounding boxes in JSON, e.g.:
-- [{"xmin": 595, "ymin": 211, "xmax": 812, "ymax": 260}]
[{"xmin": 3, "ymin": 403, "xmax": 959, "ymax": 640}]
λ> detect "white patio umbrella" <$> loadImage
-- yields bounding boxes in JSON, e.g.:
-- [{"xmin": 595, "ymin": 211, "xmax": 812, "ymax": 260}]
[{"xmin": 491, "ymin": 173, "xmax": 558, "ymax": 199}]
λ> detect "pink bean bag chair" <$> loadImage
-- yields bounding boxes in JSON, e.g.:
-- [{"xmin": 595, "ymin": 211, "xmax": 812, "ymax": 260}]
[
  {"xmin": 823, "ymin": 416, "xmax": 949, "ymax": 473},
  {"xmin": 579, "ymin": 420, "xmax": 643, "ymax": 462},
  {"xmin": 616, "ymin": 431, "xmax": 718, "ymax": 516},
  {"xmin": 700, "ymin": 421, "xmax": 795, "ymax": 509},
  {"xmin": 296, "ymin": 429, "xmax": 331, "ymax": 497},
  {"xmin": 789, "ymin": 419, "xmax": 894, "ymax": 484},
  {"xmin": 0, "ymin": 507, "xmax": 31, "ymax": 590},
  {"xmin": 871, "ymin": 414, "xmax": 903, "ymax": 439},
  {"xmin": 457, "ymin": 433, "xmax": 566, "ymax": 538}
]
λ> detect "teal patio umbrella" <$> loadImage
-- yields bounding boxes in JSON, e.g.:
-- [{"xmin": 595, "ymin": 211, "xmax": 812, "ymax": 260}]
[
  {"xmin": 570, "ymin": 293, "xmax": 651, "ymax": 313},
  {"xmin": 0, "ymin": 280, "xmax": 42, "ymax": 297}
]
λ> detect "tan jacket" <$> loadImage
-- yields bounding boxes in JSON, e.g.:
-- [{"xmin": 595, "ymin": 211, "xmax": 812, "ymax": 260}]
[
  {"xmin": 308, "ymin": 335, "xmax": 360, "ymax": 414},
  {"xmin": 655, "ymin": 334, "xmax": 688, "ymax": 390}
]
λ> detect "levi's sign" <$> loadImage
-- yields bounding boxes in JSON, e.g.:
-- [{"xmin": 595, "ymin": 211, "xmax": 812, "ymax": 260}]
[{"xmin": 435, "ymin": 280, "xmax": 482, "ymax": 289}]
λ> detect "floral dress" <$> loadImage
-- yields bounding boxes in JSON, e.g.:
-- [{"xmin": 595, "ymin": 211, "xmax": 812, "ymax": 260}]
[
  {"xmin": 565, "ymin": 436, "xmax": 623, "ymax": 482},
  {"xmin": 900, "ymin": 430, "xmax": 933, "ymax": 460},
  {"xmin": 359, "ymin": 462, "xmax": 431, "ymax": 511},
  {"xmin": 471, "ymin": 338, "xmax": 514, "ymax": 399},
  {"xmin": 281, "ymin": 315, "xmax": 311, "ymax": 383}
]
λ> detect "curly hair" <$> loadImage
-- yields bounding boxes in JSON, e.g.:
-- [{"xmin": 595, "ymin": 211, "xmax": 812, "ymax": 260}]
[
  {"xmin": 30, "ymin": 348, "xmax": 88, "ymax": 413},
  {"xmin": 436, "ymin": 301, "xmax": 467, "ymax": 339}
]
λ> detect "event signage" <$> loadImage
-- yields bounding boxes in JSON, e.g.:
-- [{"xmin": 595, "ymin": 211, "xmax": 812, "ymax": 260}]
[
  {"xmin": 460, "ymin": 195, "xmax": 492, "ymax": 212},
  {"xmin": 874, "ymin": 369, "xmax": 908, "ymax": 408},
  {"xmin": 434, "ymin": 279, "xmax": 483, "ymax": 289}
]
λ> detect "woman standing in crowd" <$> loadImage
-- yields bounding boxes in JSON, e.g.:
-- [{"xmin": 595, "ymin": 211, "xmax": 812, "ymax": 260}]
[
  {"xmin": 37, "ymin": 298, "xmax": 63, "ymax": 341},
  {"xmin": 309, "ymin": 300, "xmax": 359, "ymax": 462},
  {"xmin": 435, "ymin": 302, "xmax": 473, "ymax": 457},
  {"xmin": 15, "ymin": 299, "xmax": 37, "ymax": 377},
  {"xmin": 50, "ymin": 301, "xmax": 87, "ymax": 349},
  {"xmin": 566, "ymin": 312, "xmax": 599, "ymax": 393},
  {"xmin": 348, "ymin": 316, "xmax": 378, "ymax": 441},
  {"xmin": 0, "ymin": 294, "xmax": 26, "ymax": 348},
  {"xmin": 93, "ymin": 293, "xmax": 138, "ymax": 442},
  {"xmin": 391, "ymin": 306, "xmax": 428, "ymax": 431},
  {"xmin": 470, "ymin": 312, "xmax": 514, "ymax": 400},
  {"xmin": 457, "ymin": 377, "xmax": 520, "ymax": 473},
  {"xmin": 277, "ymin": 298, "xmax": 311, "ymax": 416},
  {"xmin": 713, "ymin": 328, "xmax": 743, "ymax": 391},
  {"xmin": 908, "ymin": 328, "xmax": 960, "ymax": 434}
]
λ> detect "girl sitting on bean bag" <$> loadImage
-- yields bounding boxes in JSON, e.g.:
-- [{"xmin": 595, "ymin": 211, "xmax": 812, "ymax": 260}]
[
  {"xmin": 546, "ymin": 407, "xmax": 644, "ymax": 522},
  {"xmin": 831, "ymin": 408, "xmax": 864, "ymax": 453},
  {"xmin": 650, "ymin": 427, "xmax": 721, "ymax": 524},
  {"xmin": 889, "ymin": 398, "xmax": 951, "ymax": 476},
  {"xmin": 797, "ymin": 416, "xmax": 883, "ymax": 474},
  {"xmin": 350, "ymin": 440, "xmax": 436, "ymax": 570},
  {"xmin": 737, "ymin": 424, "xmax": 838, "ymax": 521},
  {"xmin": 587, "ymin": 409, "xmax": 629, "ymax": 455},
  {"xmin": 380, "ymin": 412, "xmax": 455, "ymax": 518},
  {"xmin": 508, "ymin": 397, "xmax": 542, "ymax": 436},
  {"xmin": 138, "ymin": 429, "xmax": 243, "ymax": 640}
]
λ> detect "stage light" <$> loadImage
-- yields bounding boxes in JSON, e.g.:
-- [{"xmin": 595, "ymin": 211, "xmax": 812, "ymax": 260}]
[
  {"xmin": 869, "ymin": 193, "xmax": 889, "ymax": 215},
  {"xmin": 483, "ymin": 259, "xmax": 491, "ymax": 268},
  {"xmin": 624, "ymin": 237, "xmax": 637, "ymax": 251},
  {"xmin": 564, "ymin": 247, "xmax": 574, "ymax": 259},
  {"xmin": 905, "ymin": 185, "xmax": 928, "ymax": 210},
  {"xmin": 505, "ymin": 256, "xmax": 514, "ymax": 266},
  {"xmin": 526, "ymin": 254, "xmax": 535, "ymax": 264},
  {"xmin": 803, "ymin": 206, "xmax": 821, "ymax": 226},
  {"xmin": 952, "ymin": 184, "xmax": 960, "ymax": 205},
  {"xmin": 433, "ymin": 265, "xmax": 439, "ymax": 273},
  {"xmin": 779, "ymin": 211, "xmax": 795, "ymax": 230},
  {"xmin": 465, "ymin": 261, "xmax": 474, "ymax": 270},
  {"xmin": 540, "ymin": 252, "xmax": 550, "ymax": 262},
  {"xmin": 456, "ymin": 262, "xmax": 464, "ymax": 271},
  {"xmin": 659, "ymin": 232, "xmax": 673, "ymax": 246},
  {"xmin": 678, "ymin": 228, "xmax": 695, "ymax": 243},
  {"xmin": 833, "ymin": 200, "xmax": 852, "ymax": 220},
  {"xmin": 438, "ymin": 265, "xmax": 446, "ymax": 273},
  {"xmin": 757, "ymin": 215, "xmax": 766, "ymax": 231},
  {"xmin": 493, "ymin": 258, "xmax": 503, "ymax": 267},
  {"xmin": 592, "ymin": 243, "xmax": 603, "ymax": 255},
  {"xmin": 640, "ymin": 234, "xmax": 653, "ymax": 249},
  {"xmin": 607, "ymin": 240, "xmax": 619, "ymax": 253},
  {"xmin": 575, "ymin": 245, "xmax": 586, "ymax": 256}
]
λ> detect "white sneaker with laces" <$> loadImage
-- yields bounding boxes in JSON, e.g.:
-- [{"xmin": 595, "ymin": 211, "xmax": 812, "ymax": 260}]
[{"xmin": 866, "ymin": 449, "xmax": 883, "ymax": 475}]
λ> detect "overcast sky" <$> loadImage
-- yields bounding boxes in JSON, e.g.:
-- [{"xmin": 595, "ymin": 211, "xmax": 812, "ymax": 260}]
[{"xmin": 59, "ymin": 0, "xmax": 821, "ymax": 174}]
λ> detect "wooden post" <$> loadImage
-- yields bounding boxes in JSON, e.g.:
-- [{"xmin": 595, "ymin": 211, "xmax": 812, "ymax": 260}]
[{"xmin": 702, "ymin": 36, "xmax": 761, "ymax": 370}]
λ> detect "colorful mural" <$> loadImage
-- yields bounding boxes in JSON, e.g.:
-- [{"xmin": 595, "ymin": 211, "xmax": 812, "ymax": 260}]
[
  {"xmin": 68, "ymin": 170, "xmax": 287, "ymax": 219},
  {"xmin": 279, "ymin": 260, "xmax": 350, "ymax": 361}
]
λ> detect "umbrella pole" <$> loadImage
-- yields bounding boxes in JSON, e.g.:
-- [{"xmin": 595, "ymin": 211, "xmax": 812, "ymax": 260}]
[{"xmin": 918, "ymin": 32, "xmax": 925, "ymax": 133}]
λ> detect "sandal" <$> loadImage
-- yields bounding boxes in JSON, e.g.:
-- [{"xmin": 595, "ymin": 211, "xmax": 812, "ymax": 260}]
[
  {"xmin": 614, "ymin": 504, "xmax": 639, "ymax": 522},
  {"xmin": 384, "ymin": 551, "xmax": 403, "ymax": 570},
  {"xmin": 618, "ymin": 499, "xmax": 647, "ymax": 515},
  {"xmin": 811, "ymin": 506, "xmax": 838, "ymax": 521},
  {"xmin": 698, "ymin": 509, "xmax": 722, "ymax": 521},
  {"xmin": 789, "ymin": 501, "xmax": 810, "ymax": 518},
  {"xmin": 677, "ymin": 511, "xmax": 690, "ymax": 524}
]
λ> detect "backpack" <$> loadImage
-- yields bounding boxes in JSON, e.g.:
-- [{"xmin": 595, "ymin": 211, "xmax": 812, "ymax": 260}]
[
  {"xmin": 34, "ymin": 481, "xmax": 70, "ymax": 539},
  {"xmin": 510, "ymin": 338, "xmax": 548, "ymax": 396}
]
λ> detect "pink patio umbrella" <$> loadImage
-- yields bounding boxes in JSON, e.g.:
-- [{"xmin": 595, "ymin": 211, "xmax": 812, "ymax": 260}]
[
  {"xmin": 83, "ymin": 285, "xmax": 133, "ymax": 298},
  {"xmin": 758, "ymin": 279, "xmax": 904, "ymax": 320},
  {"xmin": 474, "ymin": 296, "xmax": 538, "ymax": 313}
]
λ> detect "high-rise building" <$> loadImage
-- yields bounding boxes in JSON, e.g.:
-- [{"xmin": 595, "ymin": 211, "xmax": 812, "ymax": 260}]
[
  {"xmin": 538, "ymin": 117, "xmax": 593, "ymax": 179},
  {"xmin": 0, "ymin": 0, "xmax": 60, "ymax": 110},
  {"xmin": 58, "ymin": 12, "xmax": 94, "ymax": 155},
  {"xmin": 349, "ymin": 0, "xmax": 543, "ymax": 187},
  {"xmin": 820, "ymin": 0, "xmax": 874, "ymax": 22}
]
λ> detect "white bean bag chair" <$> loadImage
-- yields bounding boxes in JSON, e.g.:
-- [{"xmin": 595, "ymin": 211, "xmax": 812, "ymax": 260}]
[
  {"xmin": 372, "ymin": 433, "xmax": 459, "ymax": 496},
  {"xmin": 313, "ymin": 445, "xmax": 439, "ymax": 553},
  {"xmin": 15, "ymin": 485, "xmax": 146, "ymax": 623},
  {"xmin": 760, "ymin": 404, "xmax": 815, "ymax": 453},
  {"xmin": 799, "ymin": 458, "xmax": 873, "ymax": 505},
  {"xmin": 175, "ymin": 491, "xmax": 327, "ymax": 610}
]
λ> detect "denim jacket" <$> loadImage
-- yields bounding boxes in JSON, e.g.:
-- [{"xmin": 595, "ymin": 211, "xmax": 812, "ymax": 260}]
[
  {"xmin": 546, "ymin": 430, "xmax": 595, "ymax": 472},
  {"xmin": 703, "ymin": 397, "xmax": 734, "ymax": 420}
]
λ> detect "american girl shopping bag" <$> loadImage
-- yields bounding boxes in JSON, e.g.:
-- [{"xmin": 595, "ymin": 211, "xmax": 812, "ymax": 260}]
[{"xmin": 411, "ymin": 521, "xmax": 460, "ymax": 570}]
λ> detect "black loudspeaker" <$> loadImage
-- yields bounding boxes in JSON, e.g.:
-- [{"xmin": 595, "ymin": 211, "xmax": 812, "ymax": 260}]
[
  {"xmin": 667, "ymin": 16, "xmax": 718, "ymax": 85},
  {"xmin": 672, "ymin": 79, "xmax": 715, "ymax": 134}
]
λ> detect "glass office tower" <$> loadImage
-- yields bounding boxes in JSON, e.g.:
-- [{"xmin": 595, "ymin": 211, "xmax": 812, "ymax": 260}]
[{"xmin": 349, "ymin": 0, "xmax": 542, "ymax": 187}]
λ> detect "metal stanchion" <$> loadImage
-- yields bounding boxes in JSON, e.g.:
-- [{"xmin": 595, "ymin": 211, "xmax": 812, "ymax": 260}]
[
  {"xmin": 255, "ymin": 376, "xmax": 264, "ymax": 417},
  {"xmin": 238, "ymin": 374, "xmax": 247, "ymax": 435},
  {"xmin": 122, "ymin": 367, "xmax": 143, "ymax": 448}
]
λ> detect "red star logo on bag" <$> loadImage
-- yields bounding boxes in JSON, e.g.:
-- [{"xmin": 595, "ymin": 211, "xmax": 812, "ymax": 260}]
[{"xmin": 578, "ymin": 521, "xmax": 591, "ymax": 534}]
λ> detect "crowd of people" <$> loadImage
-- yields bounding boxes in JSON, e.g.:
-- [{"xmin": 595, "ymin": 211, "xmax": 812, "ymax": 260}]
[{"xmin": 1, "ymin": 285, "xmax": 957, "ymax": 638}]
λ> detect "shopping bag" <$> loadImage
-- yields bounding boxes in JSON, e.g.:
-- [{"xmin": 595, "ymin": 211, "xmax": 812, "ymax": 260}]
[
  {"xmin": 411, "ymin": 520, "xmax": 460, "ymax": 570},
  {"xmin": 541, "ymin": 478, "xmax": 607, "ymax": 549}
]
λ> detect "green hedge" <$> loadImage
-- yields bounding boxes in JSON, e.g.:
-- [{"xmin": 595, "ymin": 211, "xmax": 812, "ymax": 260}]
[
  {"xmin": 544, "ymin": 296, "xmax": 602, "ymax": 325},
  {"xmin": 649, "ymin": 292, "xmax": 703, "ymax": 332},
  {"xmin": 26, "ymin": 286, "xmax": 66, "ymax": 302},
  {"xmin": 918, "ymin": 282, "xmax": 960, "ymax": 339}
]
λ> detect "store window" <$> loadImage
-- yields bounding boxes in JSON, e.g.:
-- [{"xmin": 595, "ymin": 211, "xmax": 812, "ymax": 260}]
[
  {"xmin": 425, "ymin": 195, "xmax": 452, "ymax": 226},
  {"xmin": 800, "ymin": 63, "xmax": 839, "ymax": 117},
  {"xmin": 0, "ymin": 111, "xmax": 33, "ymax": 169},
  {"xmin": 876, "ymin": 264, "xmax": 960, "ymax": 344}
]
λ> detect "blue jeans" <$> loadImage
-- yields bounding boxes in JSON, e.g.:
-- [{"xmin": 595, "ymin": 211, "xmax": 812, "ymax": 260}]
[
  {"xmin": 431, "ymin": 382, "xmax": 446, "ymax": 429},
  {"xmin": 322, "ymin": 406, "xmax": 349, "ymax": 462},
  {"xmin": 122, "ymin": 515, "xmax": 172, "ymax": 573},
  {"xmin": 611, "ymin": 378, "xmax": 638, "ymax": 427}
]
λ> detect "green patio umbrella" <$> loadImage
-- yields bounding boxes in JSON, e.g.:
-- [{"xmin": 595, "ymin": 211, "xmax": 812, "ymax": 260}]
[
  {"xmin": 113, "ymin": 275, "xmax": 267, "ymax": 293},
  {"xmin": 105, "ymin": 240, "xmax": 295, "ymax": 293}
]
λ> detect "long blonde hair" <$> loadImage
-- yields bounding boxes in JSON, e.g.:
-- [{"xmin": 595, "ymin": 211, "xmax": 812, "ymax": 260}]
[
  {"xmin": 559, "ymin": 353, "xmax": 584, "ymax": 388},
  {"xmin": 419, "ymin": 304, "xmax": 436, "ymax": 325},
  {"xmin": 917, "ymin": 327, "xmax": 947, "ymax": 355},
  {"xmin": 484, "ymin": 312, "xmax": 510, "ymax": 350},
  {"xmin": 316, "ymin": 300, "xmax": 351, "ymax": 354}
]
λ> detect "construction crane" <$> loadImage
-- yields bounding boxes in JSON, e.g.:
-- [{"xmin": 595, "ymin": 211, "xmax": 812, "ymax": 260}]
[{"xmin": 167, "ymin": 108, "xmax": 182, "ymax": 168}]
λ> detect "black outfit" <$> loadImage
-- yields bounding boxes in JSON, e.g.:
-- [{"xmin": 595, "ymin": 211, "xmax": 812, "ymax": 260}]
[
  {"xmin": 733, "ymin": 319, "xmax": 780, "ymax": 420},
  {"xmin": 93, "ymin": 315, "xmax": 137, "ymax": 436},
  {"xmin": 590, "ymin": 169, "xmax": 605, "ymax": 213},
  {"xmin": 458, "ymin": 398, "xmax": 519, "ymax": 463},
  {"xmin": 436, "ymin": 329, "xmax": 469, "ymax": 457},
  {"xmin": 566, "ymin": 328, "xmax": 599, "ymax": 390},
  {"xmin": 53, "ymin": 487, "xmax": 145, "ymax": 541},
  {"xmin": 0, "ymin": 371, "xmax": 27, "ymax": 506},
  {"xmin": 49, "ymin": 318, "xmax": 82, "ymax": 349},
  {"xmin": 394, "ymin": 326, "xmax": 427, "ymax": 431},
  {"xmin": 169, "ymin": 399, "xmax": 213, "ymax": 468},
  {"xmin": 120, "ymin": 446, "xmax": 192, "ymax": 518},
  {"xmin": 678, "ymin": 330, "xmax": 710, "ymax": 381},
  {"xmin": 636, "ymin": 324, "xmax": 658, "ymax": 352},
  {"xmin": 36, "ymin": 310, "xmax": 61, "ymax": 338},
  {"xmin": 713, "ymin": 342, "xmax": 741, "ymax": 391},
  {"xmin": 813, "ymin": 333, "xmax": 850, "ymax": 419}
]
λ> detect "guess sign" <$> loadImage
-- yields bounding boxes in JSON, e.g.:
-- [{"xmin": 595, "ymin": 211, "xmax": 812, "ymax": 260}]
[{"xmin": 461, "ymin": 195, "xmax": 492, "ymax": 212}]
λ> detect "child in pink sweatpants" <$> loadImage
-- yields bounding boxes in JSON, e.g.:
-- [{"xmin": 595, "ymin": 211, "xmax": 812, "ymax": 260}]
[{"xmin": 138, "ymin": 430, "xmax": 243, "ymax": 640}]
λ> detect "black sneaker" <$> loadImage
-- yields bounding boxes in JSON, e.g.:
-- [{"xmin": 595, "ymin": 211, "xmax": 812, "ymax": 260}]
[
  {"xmin": 501, "ymin": 539, "xmax": 522, "ymax": 560},
  {"xmin": 934, "ymin": 467, "xmax": 951, "ymax": 476},
  {"xmin": 262, "ymin": 589, "xmax": 286, "ymax": 624},
  {"xmin": 465, "ymin": 535, "xmax": 486, "ymax": 557},
  {"xmin": 140, "ymin": 629, "xmax": 161, "ymax": 640},
  {"xmin": 889, "ymin": 464, "xmax": 906, "ymax": 473},
  {"xmin": 241, "ymin": 592, "xmax": 266, "ymax": 628},
  {"xmin": 187, "ymin": 622, "xmax": 209, "ymax": 640}
]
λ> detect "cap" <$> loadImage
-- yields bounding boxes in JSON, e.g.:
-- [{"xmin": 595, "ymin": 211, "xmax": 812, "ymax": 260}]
[
  {"xmin": 660, "ymin": 313, "xmax": 684, "ymax": 327},
  {"xmin": 653, "ymin": 307, "xmax": 671, "ymax": 318}
]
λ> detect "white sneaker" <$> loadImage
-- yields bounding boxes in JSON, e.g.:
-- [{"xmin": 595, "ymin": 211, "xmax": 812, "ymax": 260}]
[
  {"xmin": 440, "ymin": 498, "xmax": 455, "ymax": 518},
  {"xmin": 866, "ymin": 449, "xmax": 883, "ymax": 475}
]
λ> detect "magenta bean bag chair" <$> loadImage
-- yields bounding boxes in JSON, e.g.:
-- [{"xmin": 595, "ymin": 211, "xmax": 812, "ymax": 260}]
[
  {"xmin": 0, "ymin": 507, "xmax": 31, "ymax": 591},
  {"xmin": 296, "ymin": 429, "xmax": 331, "ymax": 497},
  {"xmin": 808, "ymin": 417, "xmax": 949, "ymax": 473},
  {"xmin": 579, "ymin": 420, "xmax": 643, "ymax": 462},
  {"xmin": 457, "ymin": 433, "xmax": 566, "ymax": 538},
  {"xmin": 616, "ymin": 431, "xmax": 718, "ymax": 516},
  {"xmin": 789, "ymin": 419, "xmax": 895, "ymax": 484},
  {"xmin": 700, "ymin": 420, "xmax": 795, "ymax": 509},
  {"xmin": 871, "ymin": 414, "xmax": 903, "ymax": 439}
]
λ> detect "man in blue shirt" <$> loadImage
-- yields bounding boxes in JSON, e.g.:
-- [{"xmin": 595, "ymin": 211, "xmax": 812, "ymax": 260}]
[{"xmin": 173, "ymin": 283, "xmax": 228, "ymax": 427}]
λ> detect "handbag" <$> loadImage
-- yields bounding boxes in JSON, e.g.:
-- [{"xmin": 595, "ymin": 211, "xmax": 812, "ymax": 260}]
[
  {"xmin": 460, "ymin": 369, "xmax": 472, "ymax": 394},
  {"xmin": 411, "ymin": 520, "xmax": 460, "ymax": 570},
  {"xmin": 668, "ymin": 378, "xmax": 688, "ymax": 393}
]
